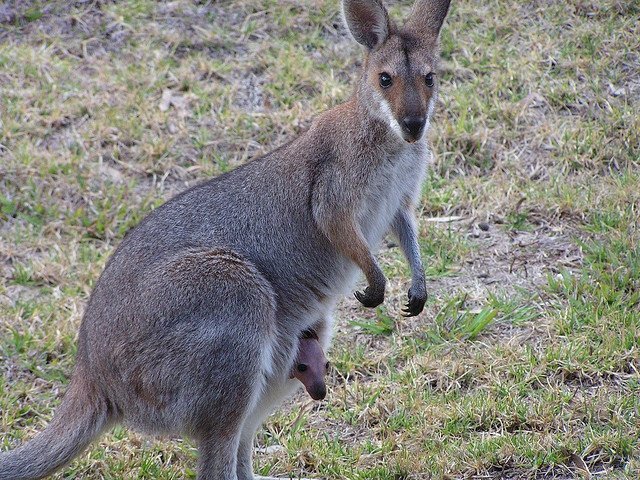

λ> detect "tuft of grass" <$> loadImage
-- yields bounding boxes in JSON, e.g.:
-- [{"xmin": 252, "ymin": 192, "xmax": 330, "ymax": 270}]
[
  {"xmin": 350, "ymin": 307, "xmax": 396, "ymax": 336},
  {"xmin": 425, "ymin": 295, "xmax": 498, "ymax": 345}
]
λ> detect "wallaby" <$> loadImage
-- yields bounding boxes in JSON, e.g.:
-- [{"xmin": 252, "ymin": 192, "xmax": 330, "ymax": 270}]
[
  {"xmin": 0, "ymin": 0, "xmax": 451, "ymax": 478},
  {"xmin": 290, "ymin": 330, "xmax": 330, "ymax": 401}
]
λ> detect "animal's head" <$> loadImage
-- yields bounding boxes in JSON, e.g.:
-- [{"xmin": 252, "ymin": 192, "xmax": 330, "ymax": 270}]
[
  {"xmin": 290, "ymin": 337, "xmax": 330, "ymax": 401},
  {"xmin": 343, "ymin": 0, "xmax": 451, "ymax": 143}
]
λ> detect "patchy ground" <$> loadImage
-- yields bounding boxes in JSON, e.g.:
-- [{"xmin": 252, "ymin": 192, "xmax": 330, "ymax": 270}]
[{"xmin": 1, "ymin": 0, "xmax": 639, "ymax": 479}]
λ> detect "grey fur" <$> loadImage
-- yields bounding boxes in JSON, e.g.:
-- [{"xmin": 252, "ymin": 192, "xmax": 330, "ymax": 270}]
[{"xmin": 0, "ymin": 1, "xmax": 450, "ymax": 478}]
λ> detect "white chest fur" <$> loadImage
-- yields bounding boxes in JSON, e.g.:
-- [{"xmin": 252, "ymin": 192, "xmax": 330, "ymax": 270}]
[{"xmin": 359, "ymin": 140, "xmax": 430, "ymax": 249}]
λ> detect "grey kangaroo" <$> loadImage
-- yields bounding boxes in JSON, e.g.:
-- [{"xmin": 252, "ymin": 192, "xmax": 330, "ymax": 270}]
[
  {"xmin": 290, "ymin": 330, "xmax": 330, "ymax": 401},
  {"xmin": 0, "ymin": 0, "xmax": 451, "ymax": 478}
]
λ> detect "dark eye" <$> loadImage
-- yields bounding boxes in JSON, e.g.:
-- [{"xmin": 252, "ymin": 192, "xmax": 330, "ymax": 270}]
[
  {"xmin": 379, "ymin": 72, "xmax": 393, "ymax": 88},
  {"xmin": 425, "ymin": 72, "xmax": 435, "ymax": 88},
  {"xmin": 325, "ymin": 361, "xmax": 330, "ymax": 370},
  {"xmin": 297, "ymin": 364, "xmax": 308, "ymax": 373}
]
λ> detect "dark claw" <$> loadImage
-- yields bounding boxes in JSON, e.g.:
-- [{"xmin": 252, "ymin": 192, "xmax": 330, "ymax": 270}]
[
  {"xmin": 402, "ymin": 286, "xmax": 427, "ymax": 317},
  {"xmin": 354, "ymin": 286, "xmax": 384, "ymax": 308}
]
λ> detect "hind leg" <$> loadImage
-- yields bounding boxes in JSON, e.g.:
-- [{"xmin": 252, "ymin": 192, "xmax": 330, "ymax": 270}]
[
  {"xmin": 197, "ymin": 429, "xmax": 242, "ymax": 480},
  {"xmin": 237, "ymin": 373, "xmax": 320, "ymax": 480},
  {"xmin": 235, "ymin": 325, "xmax": 302, "ymax": 480},
  {"xmin": 115, "ymin": 248, "xmax": 279, "ymax": 478},
  {"xmin": 237, "ymin": 317, "xmax": 333, "ymax": 480},
  {"xmin": 237, "ymin": 388, "xmax": 319, "ymax": 480},
  {"xmin": 193, "ymin": 335, "xmax": 272, "ymax": 480},
  {"xmin": 236, "ymin": 374, "xmax": 300, "ymax": 480},
  {"xmin": 195, "ymin": 373, "xmax": 264, "ymax": 480}
]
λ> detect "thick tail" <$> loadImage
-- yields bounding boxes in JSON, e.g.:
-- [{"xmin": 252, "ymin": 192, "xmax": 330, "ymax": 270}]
[{"xmin": 0, "ymin": 374, "xmax": 112, "ymax": 480}]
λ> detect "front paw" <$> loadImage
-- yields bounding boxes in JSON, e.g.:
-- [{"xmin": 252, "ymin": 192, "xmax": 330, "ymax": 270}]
[
  {"xmin": 354, "ymin": 285, "xmax": 385, "ymax": 308},
  {"xmin": 402, "ymin": 282, "xmax": 427, "ymax": 317}
]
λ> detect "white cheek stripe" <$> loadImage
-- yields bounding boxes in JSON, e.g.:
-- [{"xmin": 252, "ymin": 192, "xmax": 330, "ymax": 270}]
[
  {"xmin": 378, "ymin": 96, "xmax": 405, "ymax": 140},
  {"xmin": 373, "ymin": 91, "xmax": 437, "ymax": 143},
  {"xmin": 423, "ymin": 96, "xmax": 436, "ymax": 138}
]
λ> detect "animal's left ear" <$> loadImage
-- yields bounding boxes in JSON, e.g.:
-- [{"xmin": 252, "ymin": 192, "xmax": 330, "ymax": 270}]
[{"xmin": 403, "ymin": 0, "xmax": 451, "ymax": 39}]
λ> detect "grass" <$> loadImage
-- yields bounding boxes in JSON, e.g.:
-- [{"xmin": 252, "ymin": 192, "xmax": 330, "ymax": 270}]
[{"xmin": 1, "ymin": 0, "xmax": 639, "ymax": 478}]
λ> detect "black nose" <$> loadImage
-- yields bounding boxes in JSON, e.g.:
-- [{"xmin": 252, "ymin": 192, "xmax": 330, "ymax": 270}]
[
  {"xmin": 402, "ymin": 116, "xmax": 426, "ymax": 139},
  {"xmin": 308, "ymin": 382, "xmax": 327, "ymax": 401}
]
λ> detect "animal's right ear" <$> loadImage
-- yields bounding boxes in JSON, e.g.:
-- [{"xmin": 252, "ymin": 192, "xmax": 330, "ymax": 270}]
[{"xmin": 342, "ymin": 0, "xmax": 390, "ymax": 50}]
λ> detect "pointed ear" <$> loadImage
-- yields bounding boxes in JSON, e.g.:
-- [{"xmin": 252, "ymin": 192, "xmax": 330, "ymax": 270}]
[
  {"xmin": 342, "ymin": 0, "xmax": 391, "ymax": 50},
  {"xmin": 403, "ymin": 0, "xmax": 451, "ymax": 38}
]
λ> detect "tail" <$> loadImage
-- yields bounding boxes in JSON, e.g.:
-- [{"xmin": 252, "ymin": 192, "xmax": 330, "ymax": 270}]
[{"xmin": 0, "ymin": 374, "xmax": 112, "ymax": 480}]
